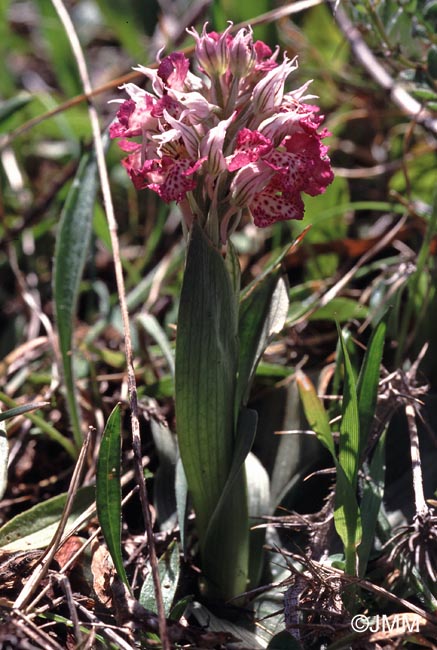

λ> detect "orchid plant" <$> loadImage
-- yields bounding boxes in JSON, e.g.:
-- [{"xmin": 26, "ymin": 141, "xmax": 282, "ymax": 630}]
[{"xmin": 110, "ymin": 24, "xmax": 333, "ymax": 600}]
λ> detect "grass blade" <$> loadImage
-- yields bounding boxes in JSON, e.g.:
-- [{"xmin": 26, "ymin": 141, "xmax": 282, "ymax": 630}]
[
  {"xmin": 96, "ymin": 404, "xmax": 129, "ymax": 586},
  {"xmin": 53, "ymin": 148, "xmax": 100, "ymax": 450}
]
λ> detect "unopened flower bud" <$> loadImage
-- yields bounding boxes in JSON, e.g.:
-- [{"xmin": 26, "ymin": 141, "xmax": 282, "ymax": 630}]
[
  {"xmin": 187, "ymin": 24, "xmax": 233, "ymax": 77},
  {"xmin": 229, "ymin": 28, "xmax": 255, "ymax": 77}
]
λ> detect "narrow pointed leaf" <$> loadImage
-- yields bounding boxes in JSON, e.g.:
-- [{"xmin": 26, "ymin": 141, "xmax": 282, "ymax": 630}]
[
  {"xmin": 53, "ymin": 147, "xmax": 100, "ymax": 449},
  {"xmin": 357, "ymin": 320, "xmax": 386, "ymax": 458},
  {"xmin": 337, "ymin": 327, "xmax": 360, "ymax": 490},
  {"xmin": 296, "ymin": 370, "xmax": 335, "ymax": 456},
  {"xmin": 0, "ymin": 401, "xmax": 49, "ymax": 423},
  {"xmin": 96, "ymin": 404, "xmax": 128, "ymax": 586}
]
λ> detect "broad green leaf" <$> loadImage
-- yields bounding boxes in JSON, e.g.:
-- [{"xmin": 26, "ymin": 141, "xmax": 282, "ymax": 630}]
[
  {"xmin": 53, "ymin": 147, "xmax": 100, "ymax": 449},
  {"xmin": 201, "ymin": 407, "xmax": 258, "ymax": 599},
  {"xmin": 0, "ymin": 486, "xmax": 94, "ymax": 552},
  {"xmin": 357, "ymin": 320, "xmax": 386, "ymax": 458},
  {"xmin": 237, "ymin": 272, "xmax": 289, "ymax": 409},
  {"xmin": 96, "ymin": 404, "xmax": 128, "ymax": 586},
  {"xmin": 0, "ymin": 416, "xmax": 8, "ymax": 500},
  {"xmin": 175, "ymin": 222, "xmax": 238, "ymax": 540},
  {"xmin": 175, "ymin": 223, "xmax": 247, "ymax": 598},
  {"xmin": 139, "ymin": 541, "xmax": 180, "ymax": 617}
]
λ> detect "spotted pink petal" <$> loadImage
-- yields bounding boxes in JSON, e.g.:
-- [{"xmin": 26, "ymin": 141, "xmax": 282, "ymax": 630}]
[
  {"xmin": 250, "ymin": 186, "xmax": 304, "ymax": 227},
  {"xmin": 145, "ymin": 156, "xmax": 198, "ymax": 203}
]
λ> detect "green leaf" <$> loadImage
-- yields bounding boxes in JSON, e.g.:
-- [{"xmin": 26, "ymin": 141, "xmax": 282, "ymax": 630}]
[
  {"xmin": 0, "ymin": 93, "xmax": 32, "ymax": 129},
  {"xmin": 308, "ymin": 297, "xmax": 368, "ymax": 322},
  {"xmin": 139, "ymin": 541, "xmax": 180, "ymax": 617},
  {"xmin": 0, "ymin": 401, "xmax": 49, "ymax": 423},
  {"xmin": 150, "ymin": 418, "xmax": 177, "ymax": 530},
  {"xmin": 175, "ymin": 222, "xmax": 238, "ymax": 540},
  {"xmin": 357, "ymin": 320, "xmax": 386, "ymax": 458},
  {"xmin": 0, "ymin": 416, "xmax": 8, "ymax": 500},
  {"xmin": 358, "ymin": 432, "xmax": 386, "ymax": 576},
  {"xmin": 96, "ymin": 404, "xmax": 129, "ymax": 586},
  {"xmin": 296, "ymin": 368, "xmax": 361, "ymax": 576},
  {"xmin": 0, "ymin": 486, "xmax": 94, "ymax": 552},
  {"xmin": 136, "ymin": 313, "xmax": 175, "ymax": 379},
  {"xmin": 246, "ymin": 452, "xmax": 270, "ymax": 588},
  {"xmin": 237, "ymin": 272, "xmax": 289, "ymax": 409},
  {"xmin": 201, "ymin": 407, "xmax": 258, "ymax": 599},
  {"xmin": 296, "ymin": 370, "xmax": 335, "ymax": 457},
  {"xmin": 53, "ymin": 147, "xmax": 100, "ymax": 449},
  {"xmin": 338, "ymin": 327, "xmax": 360, "ymax": 490}
]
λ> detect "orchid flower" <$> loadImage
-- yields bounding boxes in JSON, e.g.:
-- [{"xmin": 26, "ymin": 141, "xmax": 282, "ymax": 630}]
[{"xmin": 110, "ymin": 23, "xmax": 334, "ymax": 243}]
